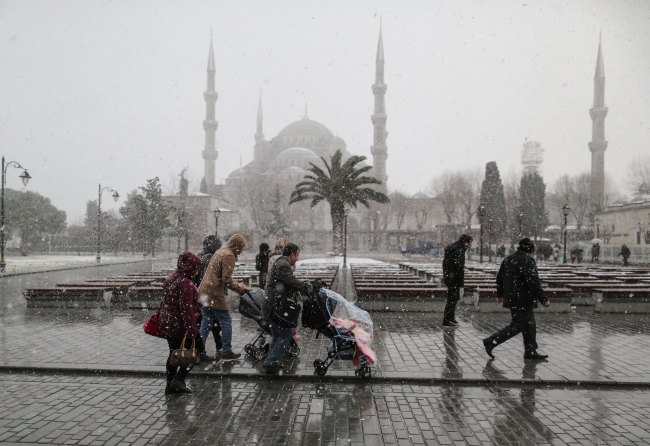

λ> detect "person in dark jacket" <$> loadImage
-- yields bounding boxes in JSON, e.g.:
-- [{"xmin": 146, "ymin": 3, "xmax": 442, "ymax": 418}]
[
  {"xmin": 192, "ymin": 235, "xmax": 222, "ymax": 361},
  {"xmin": 256, "ymin": 243, "xmax": 270, "ymax": 288},
  {"xmin": 442, "ymin": 234, "xmax": 472, "ymax": 327},
  {"xmin": 591, "ymin": 243, "xmax": 600, "ymax": 264},
  {"xmin": 262, "ymin": 243, "xmax": 311, "ymax": 373},
  {"xmin": 482, "ymin": 238, "xmax": 550, "ymax": 360},
  {"xmin": 158, "ymin": 251, "xmax": 203, "ymax": 394},
  {"xmin": 619, "ymin": 244, "xmax": 631, "ymax": 266}
]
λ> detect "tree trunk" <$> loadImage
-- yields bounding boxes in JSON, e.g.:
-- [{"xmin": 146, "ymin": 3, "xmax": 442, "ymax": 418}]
[{"xmin": 331, "ymin": 203, "xmax": 345, "ymax": 255}]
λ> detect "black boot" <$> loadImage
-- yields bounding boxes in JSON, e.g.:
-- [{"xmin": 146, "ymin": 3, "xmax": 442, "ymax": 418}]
[{"xmin": 483, "ymin": 338, "xmax": 495, "ymax": 359}]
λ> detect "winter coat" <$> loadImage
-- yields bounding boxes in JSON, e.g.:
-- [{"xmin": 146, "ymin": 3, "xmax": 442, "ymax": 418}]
[
  {"xmin": 198, "ymin": 235, "xmax": 247, "ymax": 311},
  {"xmin": 496, "ymin": 250, "xmax": 548, "ymax": 310},
  {"xmin": 255, "ymin": 252, "xmax": 269, "ymax": 274},
  {"xmin": 158, "ymin": 252, "xmax": 203, "ymax": 339},
  {"xmin": 592, "ymin": 245, "xmax": 600, "ymax": 256},
  {"xmin": 262, "ymin": 256, "xmax": 310, "ymax": 320},
  {"xmin": 442, "ymin": 241, "xmax": 466, "ymax": 287},
  {"xmin": 192, "ymin": 237, "xmax": 221, "ymax": 287},
  {"xmin": 620, "ymin": 246, "xmax": 631, "ymax": 257}
]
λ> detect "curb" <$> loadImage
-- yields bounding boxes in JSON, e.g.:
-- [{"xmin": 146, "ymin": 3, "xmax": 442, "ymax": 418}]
[{"xmin": 1, "ymin": 365, "xmax": 649, "ymax": 388}]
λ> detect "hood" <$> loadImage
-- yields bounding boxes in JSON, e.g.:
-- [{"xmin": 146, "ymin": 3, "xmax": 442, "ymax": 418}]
[
  {"xmin": 176, "ymin": 251, "xmax": 202, "ymax": 277},
  {"xmin": 227, "ymin": 234, "xmax": 247, "ymax": 255},
  {"xmin": 202, "ymin": 235, "xmax": 222, "ymax": 254}
]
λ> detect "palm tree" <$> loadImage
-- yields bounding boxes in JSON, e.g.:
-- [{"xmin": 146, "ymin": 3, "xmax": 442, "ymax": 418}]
[{"xmin": 290, "ymin": 150, "xmax": 389, "ymax": 254}]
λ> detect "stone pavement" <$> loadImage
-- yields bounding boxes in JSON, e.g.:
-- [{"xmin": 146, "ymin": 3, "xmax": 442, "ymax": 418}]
[
  {"xmin": 2, "ymin": 305, "xmax": 650, "ymax": 385},
  {"xmin": 2, "ymin": 372, "xmax": 650, "ymax": 445}
]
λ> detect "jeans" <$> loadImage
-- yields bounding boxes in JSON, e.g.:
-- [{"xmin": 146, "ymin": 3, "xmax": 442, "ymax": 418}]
[
  {"xmin": 197, "ymin": 308, "xmax": 222, "ymax": 354},
  {"xmin": 486, "ymin": 308, "xmax": 538, "ymax": 354},
  {"xmin": 263, "ymin": 319, "xmax": 293, "ymax": 368},
  {"xmin": 166, "ymin": 337, "xmax": 193, "ymax": 384},
  {"xmin": 200, "ymin": 308, "xmax": 233, "ymax": 354},
  {"xmin": 443, "ymin": 286, "xmax": 461, "ymax": 323}
]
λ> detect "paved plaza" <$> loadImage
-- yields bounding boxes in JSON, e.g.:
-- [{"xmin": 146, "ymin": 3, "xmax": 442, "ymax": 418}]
[{"xmin": 3, "ymin": 260, "xmax": 650, "ymax": 444}]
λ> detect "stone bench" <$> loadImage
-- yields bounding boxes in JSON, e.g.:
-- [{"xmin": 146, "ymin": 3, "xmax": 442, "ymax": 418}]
[
  {"xmin": 23, "ymin": 287, "xmax": 112, "ymax": 308},
  {"xmin": 469, "ymin": 288, "xmax": 572, "ymax": 313},
  {"xmin": 127, "ymin": 286, "xmax": 164, "ymax": 309},
  {"xmin": 595, "ymin": 289, "xmax": 650, "ymax": 313},
  {"xmin": 565, "ymin": 283, "xmax": 641, "ymax": 306},
  {"xmin": 355, "ymin": 287, "xmax": 447, "ymax": 312},
  {"xmin": 95, "ymin": 277, "xmax": 155, "ymax": 285},
  {"xmin": 55, "ymin": 282, "xmax": 133, "ymax": 303}
]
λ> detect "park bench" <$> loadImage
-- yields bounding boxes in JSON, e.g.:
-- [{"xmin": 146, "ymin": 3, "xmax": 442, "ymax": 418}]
[
  {"xmin": 23, "ymin": 287, "xmax": 112, "ymax": 308},
  {"xmin": 355, "ymin": 286, "xmax": 448, "ymax": 312},
  {"xmin": 593, "ymin": 288, "xmax": 650, "ymax": 313},
  {"xmin": 55, "ymin": 282, "xmax": 133, "ymax": 303},
  {"xmin": 128, "ymin": 286, "xmax": 163, "ymax": 309},
  {"xmin": 469, "ymin": 287, "xmax": 572, "ymax": 313}
]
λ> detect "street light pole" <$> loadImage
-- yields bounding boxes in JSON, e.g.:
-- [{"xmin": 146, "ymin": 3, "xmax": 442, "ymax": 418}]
[
  {"xmin": 96, "ymin": 184, "xmax": 119, "ymax": 263},
  {"xmin": 518, "ymin": 212, "xmax": 523, "ymax": 238},
  {"xmin": 478, "ymin": 204, "xmax": 486, "ymax": 263},
  {"xmin": 562, "ymin": 204, "xmax": 571, "ymax": 264},
  {"xmin": 343, "ymin": 206, "xmax": 349, "ymax": 268},
  {"xmin": 213, "ymin": 208, "xmax": 221, "ymax": 236},
  {"xmin": 1, "ymin": 157, "xmax": 31, "ymax": 273},
  {"xmin": 488, "ymin": 219, "xmax": 493, "ymax": 263}
]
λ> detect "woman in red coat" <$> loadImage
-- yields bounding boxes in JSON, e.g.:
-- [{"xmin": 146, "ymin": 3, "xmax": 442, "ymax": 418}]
[{"xmin": 158, "ymin": 251, "xmax": 202, "ymax": 394}]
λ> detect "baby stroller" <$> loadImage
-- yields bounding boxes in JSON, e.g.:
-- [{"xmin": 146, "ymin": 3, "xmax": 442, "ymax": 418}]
[
  {"xmin": 239, "ymin": 288, "xmax": 300, "ymax": 361},
  {"xmin": 302, "ymin": 286, "xmax": 377, "ymax": 378}
]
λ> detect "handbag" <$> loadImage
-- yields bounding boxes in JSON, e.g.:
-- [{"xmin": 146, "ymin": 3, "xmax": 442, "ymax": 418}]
[
  {"xmin": 272, "ymin": 296, "xmax": 301, "ymax": 328},
  {"xmin": 143, "ymin": 275, "xmax": 182, "ymax": 338},
  {"xmin": 169, "ymin": 336, "xmax": 200, "ymax": 367}
]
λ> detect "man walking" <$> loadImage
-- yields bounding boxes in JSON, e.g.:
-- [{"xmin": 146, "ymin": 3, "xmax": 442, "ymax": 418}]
[
  {"xmin": 198, "ymin": 234, "xmax": 249, "ymax": 361},
  {"xmin": 483, "ymin": 238, "xmax": 550, "ymax": 360},
  {"xmin": 193, "ymin": 235, "xmax": 223, "ymax": 361},
  {"xmin": 262, "ymin": 243, "xmax": 311, "ymax": 374},
  {"xmin": 442, "ymin": 234, "xmax": 472, "ymax": 327}
]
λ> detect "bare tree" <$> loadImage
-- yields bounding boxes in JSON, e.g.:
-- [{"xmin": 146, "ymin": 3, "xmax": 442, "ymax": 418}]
[
  {"xmin": 624, "ymin": 154, "xmax": 650, "ymax": 193},
  {"xmin": 429, "ymin": 172, "xmax": 460, "ymax": 223},
  {"xmin": 388, "ymin": 191, "xmax": 409, "ymax": 230},
  {"xmin": 456, "ymin": 168, "xmax": 483, "ymax": 229}
]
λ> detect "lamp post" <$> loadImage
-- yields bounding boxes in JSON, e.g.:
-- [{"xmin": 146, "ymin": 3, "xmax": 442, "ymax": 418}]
[
  {"xmin": 595, "ymin": 217, "xmax": 601, "ymax": 239},
  {"xmin": 488, "ymin": 218, "xmax": 493, "ymax": 263},
  {"xmin": 518, "ymin": 212, "xmax": 524, "ymax": 238},
  {"xmin": 96, "ymin": 184, "xmax": 119, "ymax": 263},
  {"xmin": 478, "ymin": 204, "xmax": 486, "ymax": 263},
  {"xmin": 213, "ymin": 208, "xmax": 221, "ymax": 236},
  {"xmin": 1, "ymin": 157, "xmax": 31, "ymax": 273},
  {"xmin": 562, "ymin": 204, "xmax": 571, "ymax": 264},
  {"xmin": 343, "ymin": 206, "xmax": 349, "ymax": 268}
]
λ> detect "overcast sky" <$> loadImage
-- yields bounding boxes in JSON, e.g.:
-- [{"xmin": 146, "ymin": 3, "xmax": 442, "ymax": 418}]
[{"xmin": 1, "ymin": 0, "xmax": 649, "ymax": 223}]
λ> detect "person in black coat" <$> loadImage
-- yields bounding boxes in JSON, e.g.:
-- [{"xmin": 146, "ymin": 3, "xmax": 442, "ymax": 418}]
[
  {"xmin": 442, "ymin": 234, "xmax": 473, "ymax": 327},
  {"xmin": 619, "ymin": 244, "xmax": 631, "ymax": 266},
  {"xmin": 192, "ymin": 235, "xmax": 223, "ymax": 361},
  {"xmin": 483, "ymin": 238, "xmax": 550, "ymax": 360}
]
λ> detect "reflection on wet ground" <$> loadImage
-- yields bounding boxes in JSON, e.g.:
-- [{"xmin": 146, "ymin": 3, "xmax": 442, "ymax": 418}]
[{"xmin": 2, "ymin": 373, "xmax": 650, "ymax": 445}]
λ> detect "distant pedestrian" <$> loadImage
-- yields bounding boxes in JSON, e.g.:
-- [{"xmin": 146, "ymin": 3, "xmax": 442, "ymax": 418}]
[
  {"xmin": 256, "ymin": 243, "xmax": 270, "ymax": 288},
  {"xmin": 552, "ymin": 245, "xmax": 559, "ymax": 262},
  {"xmin": 192, "ymin": 235, "xmax": 223, "ymax": 361},
  {"xmin": 158, "ymin": 251, "xmax": 203, "ymax": 394},
  {"xmin": 482, "ymin": 238, "xmax": 550, "ymax": 360},
  {"xmin": 198, "ymin": 234, "xmax": 249, "ymax": 361},
  {"xmin": 442, "ymin": 234, "xmax": 472, "ymax": 327},
  {"xmin": 262, "ymin": 243, "xmax": 312, "ymax": 374},
  {"xmin": 619, "ymin": 244, "xmax": 631, "ymax": 266},
  {"xmin": 268, "ymin": 238, "xmax": 291, "ymax": 272},
  {"xmin": 591, "ymin": 243, "xmax": 600, "ymax": 264}
]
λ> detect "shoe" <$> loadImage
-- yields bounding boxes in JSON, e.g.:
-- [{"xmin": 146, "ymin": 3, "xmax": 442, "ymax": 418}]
[
  {"xmin": 200, "ymin": 353, "xmax": 216, "ymax": 362},
  {"xmin": 524, "ymin": 352, "xmax": 548, "ymax": 360},
  {"xmin": 263, "ymin": 365, "xmax": 284, "ymax": 374},
  {"xmin": 451, "ymin": 319, "xmax": 459, "ymax": 324},
  {"xmin": 442, "ymin": 321, "xmax": 458, "ymax": 327},
  {"xmin": 168, "ymin": 378, "xmax": 192, "ymax": 394},
  {"xmin": 483, "ymin": 338, "xmax": 495, "ymax": 359},
  {"xmin": 221, "ymin": 351, "xmax": 241, "ymax": 361}
]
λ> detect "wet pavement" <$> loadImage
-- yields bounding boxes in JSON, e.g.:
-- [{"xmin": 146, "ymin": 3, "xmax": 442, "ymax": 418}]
[{"xmin": 4, "ymin": 262, "xmax": 650, "ymax": 445}]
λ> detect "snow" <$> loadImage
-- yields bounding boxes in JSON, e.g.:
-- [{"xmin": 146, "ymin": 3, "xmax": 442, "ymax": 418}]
[
  {"xmin": 0, "ymin": 254, "xmax": 176, "ymax": 276},
  {"xmin": 298, "ymin": 256, "xmax": 384, "ymax": 266}
]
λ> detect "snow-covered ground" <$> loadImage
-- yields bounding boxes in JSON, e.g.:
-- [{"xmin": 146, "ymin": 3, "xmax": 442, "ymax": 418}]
[
  {"xmin": 0, "ymin": 254, "xmax": 176, "ymax": 276},
  {"xmin": 298, "ymin": 256, "xmax": 384, "ymax": 266}
]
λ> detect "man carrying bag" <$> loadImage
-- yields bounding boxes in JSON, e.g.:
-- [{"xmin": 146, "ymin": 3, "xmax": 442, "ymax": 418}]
[{"xmin": 262, "ymin": 243, "xmax": 311, "ymax": 374}]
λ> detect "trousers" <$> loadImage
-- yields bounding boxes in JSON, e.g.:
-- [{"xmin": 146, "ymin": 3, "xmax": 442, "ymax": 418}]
[
  {"xmin": 263, "ymin": 319, "xmax": 293, "ymax": 368},
  {"xmin": 443, "ymin": 286, "xmax": 461, "ymax": 323},
  {"xmin": 200, "ymin": 308, "xmax": 232, "ymax": 354},
  {"xmin": 486, "ymin": 308, "xmax": 538, "ymax": 354}
]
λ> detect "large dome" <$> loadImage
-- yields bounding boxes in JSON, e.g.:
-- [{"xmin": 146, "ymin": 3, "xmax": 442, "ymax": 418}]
[
  {"xmin": 277, "ymin": 147, "xmax": 320, "ymax": 160},
  {"xmin": 277, "ymin": 119, "xmax": 334, "ymax": 138}
]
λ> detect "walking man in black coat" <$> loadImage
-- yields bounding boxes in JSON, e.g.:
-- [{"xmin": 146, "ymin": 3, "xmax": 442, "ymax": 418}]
[
  {"xmin": 483, "ymin": 238, "xmax": 550, "ymax": 360},
  {"xmin": 442, "ymin": 234, "xmax": 472, "ymax": 327}
]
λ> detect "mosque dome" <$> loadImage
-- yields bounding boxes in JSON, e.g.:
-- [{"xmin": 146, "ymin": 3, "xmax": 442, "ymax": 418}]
[
  {"xmin": 281, "ymin": 166, "xmax": 306, "ymax": 173},
  {"xmin": 277, "ymin": 147, "xmax": 320, "ymax": 160},
  {"xmin": 277, "ymin": 118, "xmax": 334, "ymax": 138},
  {"xmin": 412, "ymin": 192, "xmax": 429, "ymax": 199}
]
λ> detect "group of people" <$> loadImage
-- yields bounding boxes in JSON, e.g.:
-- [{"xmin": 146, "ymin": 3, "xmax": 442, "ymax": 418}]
[
  {"xmin": 156, "ymin": 234, "xmax": 313, "ymax": 394},
  {"xmin": 442, "ymin": 235, "xmax": 550, "ymax": 360}
]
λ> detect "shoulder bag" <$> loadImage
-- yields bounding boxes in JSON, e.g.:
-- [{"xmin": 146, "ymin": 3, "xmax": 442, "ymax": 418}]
[{"xmin": 169, "ymin": 336, "xmax": 200, "ymax": 367}]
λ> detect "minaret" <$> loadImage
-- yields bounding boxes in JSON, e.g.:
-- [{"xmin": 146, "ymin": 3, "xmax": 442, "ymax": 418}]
[
  {"xmin": 253, "ymin": 91, "xmax": 266, "ymax": 162},
  {"xmin": 589, "ymin": 35, "xmax": 608, "ymax": 211},
  {"xmin": 202, "ymin": 34, "xmax": 219, "ymax": 195},
  {"xmin": 370, "ymin": 22, "xmax": 388, "ymax": 192}
]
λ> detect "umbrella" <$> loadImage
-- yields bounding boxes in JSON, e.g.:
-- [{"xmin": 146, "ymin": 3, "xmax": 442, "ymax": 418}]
[{"xmin": 590, "ymin": 238, "xmax": 604, "ymax": 244}]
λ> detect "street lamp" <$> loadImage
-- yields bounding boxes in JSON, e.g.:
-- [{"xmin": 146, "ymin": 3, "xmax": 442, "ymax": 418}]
[
  {"xmin": 1, "ymin": 157, "xmax": 31, "ymax": 272},
  {"xmin": 96, "ymin": 184, "xmax": 119, "ymax": 263},
  {"xmin": 478, "ymin": 204, "xmax": 486, "ymax": 263},
  {"xmin": 343, "ymin": 206, "xmax": 349, "ymax": 268},
  {"xmin": 488, "ymin": 218, "xmax": 493, "ymax": 263},
  {"xmin": 595, "ymin": 217, "xmax": 601, "ymax": 239},
  {"xmin": 518, "ymin": 212, "xmax": 524, "ymax": 238},
  {"xmin": 562, "ymin": 204, "xmax": 571, "ymax": 264},
  {"xmin": 213, "ymin": 208, "xmax": 221, "ymax": 236}
]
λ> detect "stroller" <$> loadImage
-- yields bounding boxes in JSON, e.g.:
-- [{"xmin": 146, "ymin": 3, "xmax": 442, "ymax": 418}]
[
  {"xmin": 302, "ymin": 286, "xmax": 377, "ymax": 378},
  {"xmin": 238, "ymin": 288, "xmax": 300, "ymax": 361}
]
